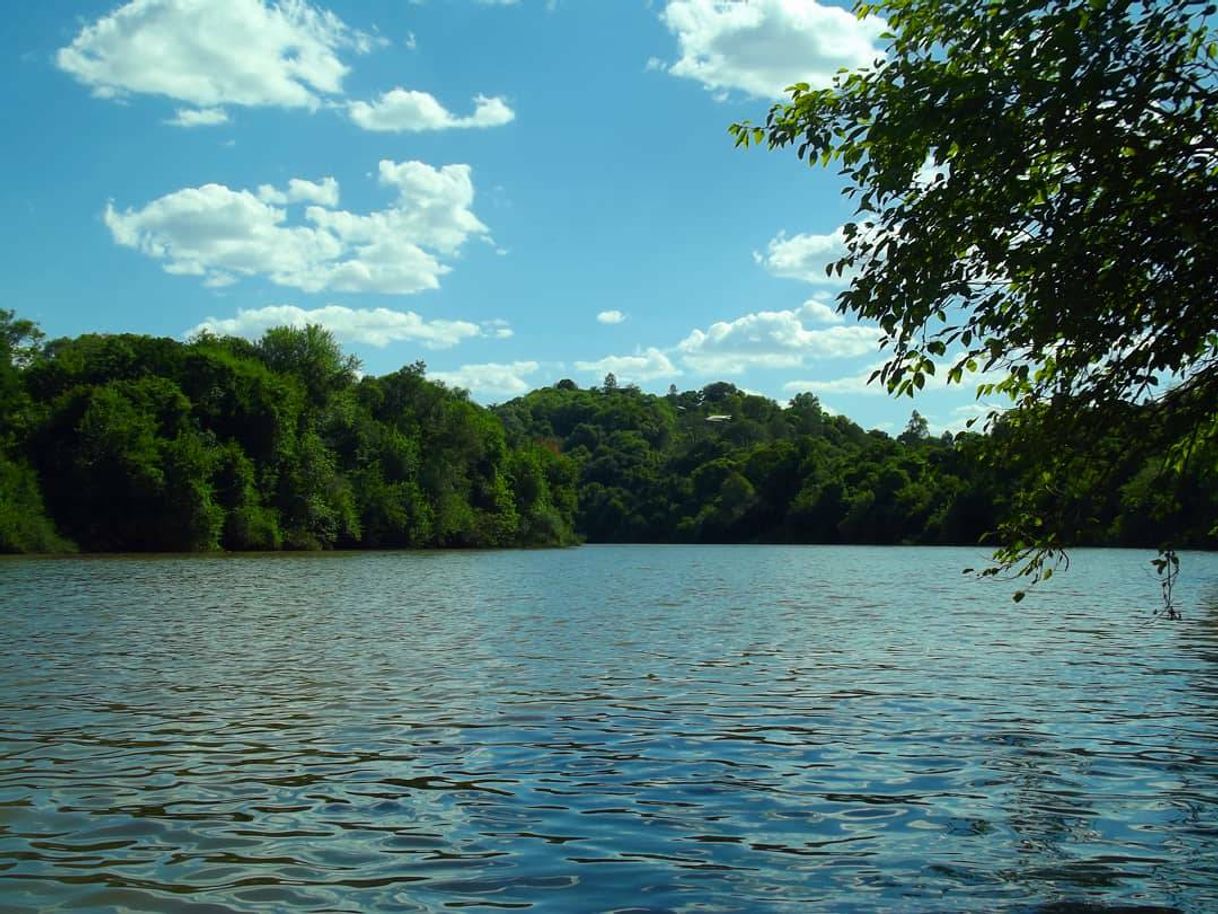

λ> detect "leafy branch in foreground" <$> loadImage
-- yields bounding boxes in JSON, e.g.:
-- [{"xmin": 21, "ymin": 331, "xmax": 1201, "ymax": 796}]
[{"xmin": 732, "ymin": 0, "xmax": 1218, "ymax": 608}]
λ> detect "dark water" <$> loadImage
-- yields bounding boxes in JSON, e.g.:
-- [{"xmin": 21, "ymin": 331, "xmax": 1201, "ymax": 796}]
[{"xmin": 2, "ymin": 546, "xmax": 1217, "ymax": 914}]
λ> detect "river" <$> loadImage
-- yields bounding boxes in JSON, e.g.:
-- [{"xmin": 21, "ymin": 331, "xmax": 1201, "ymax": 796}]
[{"xmin": 2, "ymin": 545, "xmax": 1217, "ymax": 912}]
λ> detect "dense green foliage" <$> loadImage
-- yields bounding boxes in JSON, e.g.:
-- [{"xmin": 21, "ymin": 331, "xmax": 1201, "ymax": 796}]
[
  {"xmin": 731, "ymin": 0, "xmax": 1218, "ymax": 587},
  {"xmin": 0, "ymin": 312, "xmax": 70, "ymax": 552},
  {"xmin": 0, "ymin": 312, "xmax": 578, "ymax": 553},
  {"xmin": 496, "ymin": 378, "xmax": 1216, "ymax": 550},
  {"xmin": 1, "ymin": 314, "xmax": 1213, "ymax": 554}
]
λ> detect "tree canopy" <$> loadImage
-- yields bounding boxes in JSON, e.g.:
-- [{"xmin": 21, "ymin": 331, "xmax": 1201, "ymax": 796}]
[
  {"xmin": 495, "ymin": 379, "xmax": 1214, "ymax": 552},
  {"xmin": 2, "ymin": 316, "xmax": 1213, "ymax": 560},
  {"xmin": 731, "ymin": 0, "xmax": 1218, "ymax": 598},
  {"xmin": 0, "ymin": 319, "xmax": 580, "ymax": 553}
]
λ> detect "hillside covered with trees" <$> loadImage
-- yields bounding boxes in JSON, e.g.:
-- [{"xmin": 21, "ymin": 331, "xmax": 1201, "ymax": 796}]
[
  {"xmin": 496, "ymin": 377, "xmax": 1215, "ymax": 550},
  {"xmin": 2, "ymin": 311, "xmax": 1213, "ymax": 555},
  {"xmin": 0, "ymin": 312, "xmax": 578, "ymax": 553}
]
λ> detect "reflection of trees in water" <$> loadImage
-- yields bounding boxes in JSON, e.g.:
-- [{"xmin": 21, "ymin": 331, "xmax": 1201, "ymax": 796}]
[
  {"xmin": 983, "ymin": 725, "xmax": 1112, "ymax": 891},
  {"xmin": 983, "ymin": 611, "xmax": 1218, "ymax": 909},
  {"xmin": 1196, "ymin": 587, "xmax": 1218, "ymax": 634},
  {"xmin": 1166, "ymin": 597, "xmax": 1218, "ymax": 901}
]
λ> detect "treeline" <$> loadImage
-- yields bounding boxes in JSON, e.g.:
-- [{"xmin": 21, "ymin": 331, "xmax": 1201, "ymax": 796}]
[
  {"xmin": 1, "ymin": 312, "xmax": 1214, "ymax": 554},
  {"xmin": 494, "ymin": 377, "xmax": 1217, "ymax": 550},
  {"xmin": 496, "ymin": 380, "xmax": 994, "ymax": 545},
  {"xmin": 0, "ymin": 312, "xmax": 578, "ymax": 552}
]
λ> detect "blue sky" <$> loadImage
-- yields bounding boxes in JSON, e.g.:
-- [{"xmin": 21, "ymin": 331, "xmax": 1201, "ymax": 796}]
[{"xmin": 1, "ymin": 0, "xmax": 992, "ymax": 433}]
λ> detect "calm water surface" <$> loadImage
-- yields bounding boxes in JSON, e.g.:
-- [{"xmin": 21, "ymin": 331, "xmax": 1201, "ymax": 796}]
[{"xmin": 2, "ymin": 545, "xmax": 1217, "ymax": 913}]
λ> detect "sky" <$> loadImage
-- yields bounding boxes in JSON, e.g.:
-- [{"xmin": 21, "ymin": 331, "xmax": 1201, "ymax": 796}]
[{"xmin": 0, "ymin": 0, "xmax": 993, "ymax": 434}]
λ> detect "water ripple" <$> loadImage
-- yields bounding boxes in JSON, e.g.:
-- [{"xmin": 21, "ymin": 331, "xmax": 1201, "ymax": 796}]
[{"xmin": 2, "ymin": 546, "xmax": 1217, "ymax": 913}]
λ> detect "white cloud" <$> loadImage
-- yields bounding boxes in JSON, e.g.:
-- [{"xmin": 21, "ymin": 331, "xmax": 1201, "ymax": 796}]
[
  {"xmin": 481, "ymin": 318, "xmax": 514, "ymax": 339},
  {"xmin": 782, "ymin": 366, "xmax": 883, "ymax": 396},
  {"xmin": 596, "ymin": 310, "xmax": 627, "ymax": 325},
  {"xmin": 430, "ymin": 361, "xmax": 540, "ymax": 398},
  {"xmin": 105, "ymin": 159, "xmax": 489, "ymax": 295},
  {"xmin": 57, "ymin": 0, "xmax": 370, "ymax": 113},
  {"xmin": 165, "ymin": 107, "xmax": 229, "ymax": 127},
  {"xmin": 574, "ymin": 348, "xmax": 680, "ymax": 382},
  {"xmin": 572, "ymin": 298, "xmax": 873, "ymax": 385},
  {"xmin": 760, "ymin": 228, "xmax": 850, "ymax": 284},
  {"xmin": 188, "ymin": 304, "xmax": 494, "ymax": 348},
  {"xmin": 677, "ymin": 306, "xmax": 879, "ymax": 374},
  {"xmin": 915, "ymin": 156, "xmax": 950, "ymax": 189},
  {"xmin": 782, "ymin": 363, "xmax": 1005, "ymax": 397},
  {"xmin": 799, "ymin": 296, "xmax": 844, "ymax": 324},
  {"xmin": 934, "ymin": 402, "xmax": 1005, "ymax": 435},
  {"xmin": 349, "ymin": 89, "xmax": 515, "ymax": 132},
  {"xmin": 257, "ymin": 177, "xmax": 340, "ymax": 207},
  {"xmin": 660, "ymin": 0, "xmax": 886, "ymax": 98}
]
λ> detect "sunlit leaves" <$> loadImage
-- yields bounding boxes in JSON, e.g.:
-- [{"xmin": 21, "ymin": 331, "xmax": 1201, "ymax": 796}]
[{"xmin": 733, "ymin": 0, "xmax": 1218, "ymax": 602}]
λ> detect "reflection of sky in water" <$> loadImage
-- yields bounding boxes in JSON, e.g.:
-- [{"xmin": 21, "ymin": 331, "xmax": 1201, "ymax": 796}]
[{"xmin": 1, "ymin": 546, "xmax": 1217, "ymax": 913}]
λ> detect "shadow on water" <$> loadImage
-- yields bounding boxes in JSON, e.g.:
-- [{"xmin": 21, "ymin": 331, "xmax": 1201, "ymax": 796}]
[{"xmin": 1197, "ymin": 585, "xmax": 1218, "ymax": 629}]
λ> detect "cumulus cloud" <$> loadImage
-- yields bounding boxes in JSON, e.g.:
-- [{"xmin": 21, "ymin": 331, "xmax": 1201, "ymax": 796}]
[
  {"xmin": 573, "ymin": 298, "xmax": 874, "ymax": 384},
  {"xmin": 782, "ymin": 366, "xmax": 884, "ymax": 396},
  {"xmin": 660, "ymin": 0, "xmax": 886, "ymax": 98},
  {"xmin": 677, "ymin": 304, "xmax": 879, "ymax": 374},
  {"xmin": 105, "ymin": 160, "xmax": 489, "ymax": 295},
  {"xmin": 57, "ymin": 0, "xmax": 371, "ymax": 116},
  {"xmin": 782, "ymin": 363, "xmax": 1005, "ymax": 397},
  {"xmin": 257, "ymin": 177, "xmax": 340, "ymax": 207},
  {"xmin": 937, "ymin": 402, "xmax": 1005, "ymax": 435},
  {"xmin": 481, "ymin": 318, "xmax": 514, "ymax": 339},
  {"xmin": 915, "ymin": 156, "xmax": 951, "ymax": 189},
  {"xmin": 187, "ymin": 304, "xmax": 498, "ymax": 348},
  {"xmin": 596, "ymin": 310, "xmax": 627, "ymax": 325},
  {"xmin": 165, "ymin": 107, "xmax": 229, "ymax": 127},
  {"xmin": 349, "ymin": 89, "xmax": 515, "ymax": 132},
  {"xmin": 430, "ymin": 361, "xmax": 540, "ymax": 398},
  {"xmin": 574, "ymin": 348, "xmax": 680, "ymax": 382},
  {"xmin": 799, "ymin": 295, "xmax": 844, "ymax": 324},
  {"xmin": 759, "ymin": 228, "xmax": 851, "ymax": 284}
]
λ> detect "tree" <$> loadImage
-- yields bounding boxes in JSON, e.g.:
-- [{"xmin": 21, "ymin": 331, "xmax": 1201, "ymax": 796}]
[
  {"xmin": 36, "ymin": 378, "xmax": 223, "ymax": 551},
  {"xmin": 900, "ymin": 410, "xmax": 930, "ymax": 444},
  {"xmin": 732, "ymin": 0, "xmax": 1218, "ymax": 605},
  {"xmin": 0, "ymin": 310, "xmax": 42, "ymax": 445},
  {"xmin": 257, "ymin": 324, "xmax": 359, "ymax": 407},
  {"xmin": 0, "ymin": 311, "xmax": 71, "ymax": 552},
  {"xmin": 0, "ymin": 310, "xmax": 43, "ymax": 367}
]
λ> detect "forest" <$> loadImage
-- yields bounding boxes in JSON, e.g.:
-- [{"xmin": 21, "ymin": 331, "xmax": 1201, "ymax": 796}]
[
  {"xmin": 1, "ymin": 310, "xmax": 1215, "ymax": 555},
  {"xmin": 0, "ymin": 313, "xmax": 578, "ymax": 553}
]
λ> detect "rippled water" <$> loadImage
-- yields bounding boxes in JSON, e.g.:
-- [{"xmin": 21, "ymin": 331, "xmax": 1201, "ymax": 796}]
[{"xmin": 2, "ymin": 545, "xmax": 1217, "ymax": 913}]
